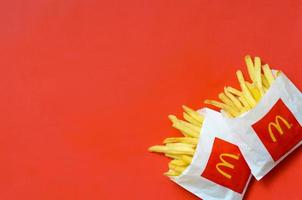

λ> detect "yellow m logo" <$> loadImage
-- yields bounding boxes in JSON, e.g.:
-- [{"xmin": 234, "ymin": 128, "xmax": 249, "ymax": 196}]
[
  {"xmin": 216, "ymin": 153, "xmax": 240, "ymax": 179},
  {"xmin": 268, "ymin": 115, "xmax": 292, "ymax": 142}
]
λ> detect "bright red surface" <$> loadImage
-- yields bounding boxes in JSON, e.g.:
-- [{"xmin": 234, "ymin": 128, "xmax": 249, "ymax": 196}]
[{"xmin": 0, "ymin": 0, "xmax": 301, "ymax": 199}]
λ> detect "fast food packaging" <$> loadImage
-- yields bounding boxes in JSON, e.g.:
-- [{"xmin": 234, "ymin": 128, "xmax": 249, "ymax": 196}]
[
  {"xmin": 223, "ymin": 72, "xmax": 302, "ymax": 180},
  {"xmin": 171, "ymin": 108, "xmax": 252, "ymax": 200}
]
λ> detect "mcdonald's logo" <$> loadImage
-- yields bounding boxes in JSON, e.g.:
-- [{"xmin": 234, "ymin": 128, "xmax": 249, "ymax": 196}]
[
  {"xmin": 252, "ymin": 99, "xmax": 302, "ymax": 161},
  {"xmin": 201, "ymin": 138, "xmax": 250, "ymax": 193},
  {"xmin": 216, "ymin": 153, "xmax": 240, "ymax": 179},
  {"xmin": 268, "ymin": 115, "xmax": 292, "ymax": 142}
]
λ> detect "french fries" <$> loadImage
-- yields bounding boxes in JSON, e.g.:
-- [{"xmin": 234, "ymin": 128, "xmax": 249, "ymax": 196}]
[
  {"xmin": 149, "ymin": 55, "xmax": 279, "ymax": 178},
  {"xmin": 205, "ymin": 55, "xmax": 279, "ymax": 117},
  {"xmin": 148, "ymin": 105, "xmax": 204, "ymax": 177}
]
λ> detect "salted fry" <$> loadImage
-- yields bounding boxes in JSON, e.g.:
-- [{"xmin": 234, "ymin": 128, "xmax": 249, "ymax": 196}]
[
  {"xmin": 169, "ymin": 164, "xmax": 186, "ymax": 174},
  {"xmin": 166, "ymin": 143, "xmax": 195, "ymax": 149},
  {"xmin": 218, "ymin": 92, "xmax": 240, "ymax": 113},
  {"xmin": 169, "ymin": 115, "xmax": 200, "ymax": 138},
  {"xmin": 261, "ymin": 74, "xmax": 270, "ymax": 89},
  {"xmin": 262, "ymin": 64, "xmax": 275, "ymax": 85},
  {"xmin": 170, "ymin": 159, "xmax": 188, "ymax": 167},
  {"xmin": 148, "ymin": 145, "xmax": 168, "ymax": 153},
  {"xmin": 245, "ymin": 81, "xmax": 261, "ymax": 102},
  {"xmin": 245, "ymin": 55, "xmax": 255, "ymax": 82},
  {"xmin": 238, "ymin": 96, "xmax": 251, "ymax": 110},
  {"xmin": 226, "ymin": 86, "xmax": 242, "ymax": 96},
  {"xmin": 164, "ymin": 169, "xmax": 180, "ymax": 176},
  {"xmin": 164, "ymin": 137, "xmax": 198, "ymax": 145},
  {"xmin": 224, "ymin": 87, "xmax": 245, "ymax": 112},
  {"xmin": 149, "ymin": 145, "xmax": 195, "ymax": 155},
  {"xmin": 169, "ymin": 161, "xmax": 188, "ymax": 171},
  {"xmin": 181, "ymin": 155, "xmax": 193, "ymax": 164},
  {"xmin": 254, "ymin": 56, "xmax": 264, "ymax": 95},
  {"xmin": 170, "ymin": 123, "xmax": 199, "ymax": 138},
  {"xmin": 179, "ymin": 120, "xmax": 201, "ymax": 134},
  {"xmin": 182, "ymin": 105, "xmax": 204, "ymax": 123},
  {"xmin": 166, "ymin": 146, "xmax": 195, "ymax": 155},
  {"xmin": 236, "ymin": 70, "xmax": 257, "ymax": 107},
  {"xmin": 204, "ymin": 99, "xmax": 239, "ymax": 117},
  {"xmin": 183, "ymin": 112, "xmax": 202, "ymax": 127},
  {"xmin": 165, "ymin": 153, "xmax": 181, "ymax": 159}
]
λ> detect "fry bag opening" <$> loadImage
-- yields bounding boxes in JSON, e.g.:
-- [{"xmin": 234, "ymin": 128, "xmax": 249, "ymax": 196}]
[
  {"xmin": 171, "ymin": 108, "xmax": 252, "ymax": 200},
  {"xmin": 223, "ymin": 73, "xmax": 302, "ymax": 179}
]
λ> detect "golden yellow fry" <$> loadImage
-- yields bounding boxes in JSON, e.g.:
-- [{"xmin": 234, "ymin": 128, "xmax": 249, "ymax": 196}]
[
  {"xmin": 182, "ymin": 105, "xmax": 204, "ymax": 123},
  {"xmin": 204, "ymin": 99, "xmax": 222, "ymax": 109},
  {"xmin": 226, "ymin": 86, "xmax": 242, "ymax": 96},
  {"xmin": 169, "ymin": 164, "xmax": 186, "ymax": 174},
  {"xmin": 169, "ymin": 161, "xmax": 188, "ymax": 171},
  {"xmin": 204, "ymin": 100, "xmax": 239, "ymax": 117},
  {"xmin": 245, "ymin": 81, "xmax": 261, "ymax": 102},
  {"xmin": 173, "ymin": 119, "xmax": 200, "ymax": 136},
  {"xmin": 236, "ymin": 70, "xmax": 257, "ymax": 107},
  {"xmin": 224, "ymin": 87, "xmax": 245, "ymax": 112},
  {"xmin": 178, "ymin": 130, "xmax": 190, "ymax": 137},
  {"xmin": 218, "ymin": 92, "xmax": 241, "ymax": 113},
  {"xmin": 261, "ymin": 74, "xmax": 270, "ymax": 89},
  {"xmin": 181, "ymin": 155, "xmax": 193, "ymax": 164},
  {"xmin": 172, "ymin": 122, "xmax": 199, "ymax": 138},
  {"xmin": 238, "ymin": 96, "xmax": 251, "ymax": 110},
  {"xmin": 245, "ymin": 55, "xmax": 255, "ymax": 82},
  {"xmin": 168, "ymin": 115, "xmax": 190, "ymax": 137},
  {"xmin": 164, "ymin": 169, "xmax": 180, "ymax": 177},
  {"xmin": 168, "ymin": 162, "xmax": 176, "ymax": 169},
  {"xmin": 148, "ymin": 145, "xmax": 167, "ymax": 154},
  {"xmin": 163, "ymin": 137, "xmax": 199, "ymax": 145},
  {"xmin": 165, "ymin": 153, "xmax": 181, "ymax": 159},
  {"xmin": 254, "ymin": 56, "xmax": 264, "ymax": 95},
  {"xmin": 183, "ymin": 112, "xmax": 202, "ymax": 127},
  {"xmin": 262, "ymin": 64, "xmax": 275, "ymax": 85},
  {"xmin": 205, "ymin": 99, "xmax": 237, "ymax": 117},
  {"xmin": 148, "ymin": 145, "xmax": 195, "ymax": 155},
  {"xmin": 179, "ymin": 120, "xmax": 201, "ymax": 134},
  {"xmin": 166, "ymin": 143, "xmax": 195, "ymax": 149},
  {"xmin": 168, "ymin": 115, "xmax": 178, "ymax": 123},
  {"xmin": 170, "ymin": 159, "xmax": 188, "ymax": 167},
  {"xmin": 166, "ymin": 145, "xmax": 195, "ymax": 155},
  {"xmin": 168, "ymin": 115, "xmax": 199, "ymax": 138}
]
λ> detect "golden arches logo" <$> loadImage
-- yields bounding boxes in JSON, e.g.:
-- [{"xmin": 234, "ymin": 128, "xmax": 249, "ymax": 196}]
[
  {"xmin": 215, "ymin": 153, "xmax": 240, "ymax": 179},
  {"xmin": 268, "ymin": 115, "xmax": 292, "ymax": 142}
]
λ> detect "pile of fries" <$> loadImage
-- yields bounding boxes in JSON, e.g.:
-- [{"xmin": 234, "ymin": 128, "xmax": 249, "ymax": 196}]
[
  {"xmin": 205, "ymin": 55, "xmax": 279, "ymax": 117},
  {"xmin": 149, "ymin": 105, "xmax": 204, "ymax": 176},
  {"xmin": 149, "ymin": 55, "xmax": 279, "ymax": 177}
]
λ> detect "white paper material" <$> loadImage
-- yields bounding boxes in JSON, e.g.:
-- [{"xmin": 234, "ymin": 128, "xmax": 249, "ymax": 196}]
[
  {"xmin": 223, "ymin": 72, "xmax": 302, "ymax": 180},
  {"xmin": 171, "ymin": 108, "xmax": 252, "ymax": 200}
]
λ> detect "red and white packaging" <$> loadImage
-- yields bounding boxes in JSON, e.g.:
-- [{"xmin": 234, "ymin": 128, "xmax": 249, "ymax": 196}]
[
  {"xmin": 223, "ymin": 72, "xmax": 302, "ymax": 180},
  {"xmin": 171, "ymin": 108, "xmax": 251, "ymax": 200}
]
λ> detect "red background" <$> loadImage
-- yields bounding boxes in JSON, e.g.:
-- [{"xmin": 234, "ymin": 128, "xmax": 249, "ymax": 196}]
[{"xmin": 0, "ymin": 0, "xmax": 301, "ymax": 199}]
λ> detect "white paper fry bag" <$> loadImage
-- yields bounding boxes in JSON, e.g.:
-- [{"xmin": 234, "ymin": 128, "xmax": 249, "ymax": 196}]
[
  {"xmin": 171, "ymin": 108, "xmax": 252, "ymax": 200},
  {"xmin": 223, "ymin": 72, "xmax": 302, "ymax": 180}
]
